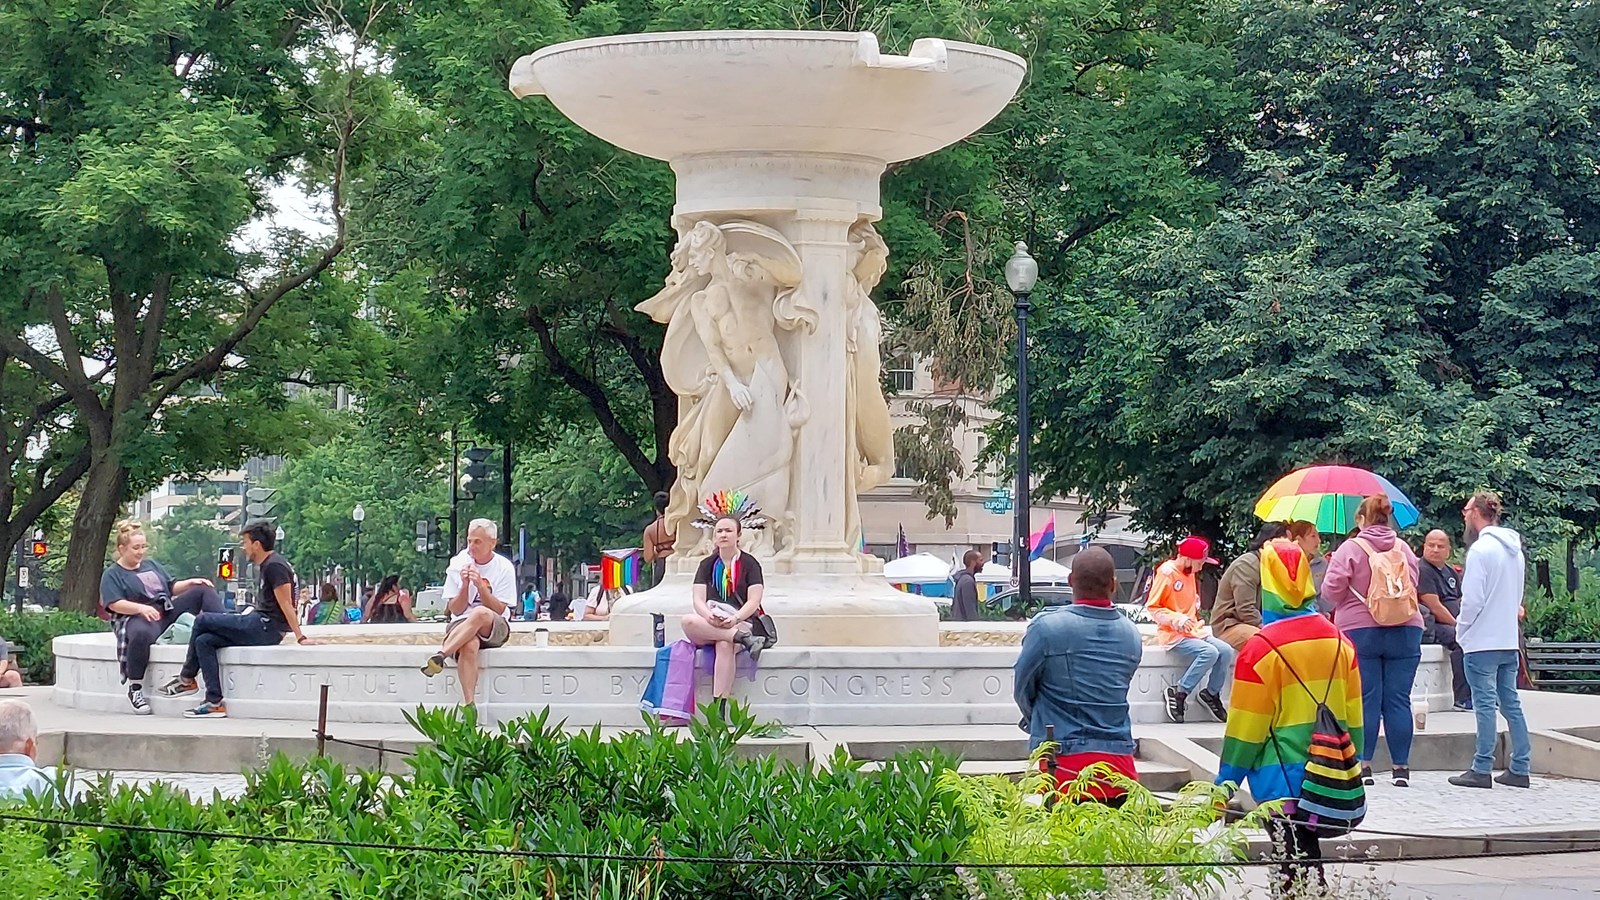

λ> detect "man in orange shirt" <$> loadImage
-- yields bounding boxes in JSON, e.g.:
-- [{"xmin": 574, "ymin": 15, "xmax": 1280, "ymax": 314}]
[{"xmin": 1147, "ymin": 535, "xmax": 1232, "ymax": 723}]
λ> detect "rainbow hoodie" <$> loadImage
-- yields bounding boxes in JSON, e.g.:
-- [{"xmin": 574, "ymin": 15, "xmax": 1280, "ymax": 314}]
[{"xmin": 1216, "ymin": 542, "xmax": 1363, "ymax": 803}]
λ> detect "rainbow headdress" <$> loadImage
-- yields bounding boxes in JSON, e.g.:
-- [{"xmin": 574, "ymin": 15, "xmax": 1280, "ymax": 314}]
[
  {"xmin": 692, "ymin": 490, "xmax": 767, "ymax": 532},
  {"xmin": 1259, "ymin": 539, "xmax": 1315, "ymax": 623}
]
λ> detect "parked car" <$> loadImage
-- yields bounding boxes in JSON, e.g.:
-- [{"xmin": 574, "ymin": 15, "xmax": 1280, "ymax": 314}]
[{"xmin": 983, "ymin": 586, "xmax": 1073, "ymax": 620}]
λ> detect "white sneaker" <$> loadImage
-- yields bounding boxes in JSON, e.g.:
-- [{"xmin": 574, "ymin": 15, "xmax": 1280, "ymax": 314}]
[{"xmin": 127, "ymin": 685, "xmax": 153, "ymax": 715}]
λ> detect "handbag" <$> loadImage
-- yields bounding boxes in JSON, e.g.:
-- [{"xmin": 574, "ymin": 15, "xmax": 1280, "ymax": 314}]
[{"xmin": 749, "ymin": 612, "xmax": 779, "ymax": 648}]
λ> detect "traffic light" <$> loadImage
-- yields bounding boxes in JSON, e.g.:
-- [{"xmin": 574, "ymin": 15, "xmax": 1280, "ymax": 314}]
[
  {"xmin": 991, "ymin": 540, "xmax": 1012, "ymax": 568},
  {"xmin": 217, "ymin": 547, "xmax": 237, "ymax": 581},
  {"xmin": 30, "ymin": 539, "xmax": 47, "ymax": 558},
  {"xmin": 460, "ymin": 446, "xmax": 492, "ymax": 497}
]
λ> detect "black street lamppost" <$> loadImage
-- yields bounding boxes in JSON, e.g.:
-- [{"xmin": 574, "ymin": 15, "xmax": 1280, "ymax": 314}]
[
  {"xmin": 1005, "ymin": 241, "xmax": 1039, "ymax": 610},
  {"xmin": 352, "ymin": 503, "xmax": 365, "ymax": 608}
]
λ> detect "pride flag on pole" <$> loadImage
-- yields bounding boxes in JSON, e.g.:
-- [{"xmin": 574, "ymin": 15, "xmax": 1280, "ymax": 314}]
[{"xmin": 1028, "ymin": 514, "xmax": 1056, "ymax": 561}]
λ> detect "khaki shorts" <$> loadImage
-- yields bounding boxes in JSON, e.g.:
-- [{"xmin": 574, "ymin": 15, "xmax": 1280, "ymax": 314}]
[{"xmin": 446, "ymin": 612, "xmax": 510, "ymax": 650}]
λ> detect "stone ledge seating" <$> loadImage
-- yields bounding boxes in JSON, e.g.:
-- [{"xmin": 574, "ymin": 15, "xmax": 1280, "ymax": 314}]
[{"xmin": 52, "ymin": 623, "xmax": 1456, "ymax": 728}]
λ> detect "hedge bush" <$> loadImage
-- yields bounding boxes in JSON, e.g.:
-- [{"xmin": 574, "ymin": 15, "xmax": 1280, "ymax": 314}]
[
  {"xmin": 0, "ymin": 609, "xmax": 108, "ymax": 684},
  {"xmin": 0, "ymin": 705, "xmax": 1255, "ymax": 900},
  {"xmin": 1524, "ymin": 582, "xmax": 1600, "ymax": 644}
]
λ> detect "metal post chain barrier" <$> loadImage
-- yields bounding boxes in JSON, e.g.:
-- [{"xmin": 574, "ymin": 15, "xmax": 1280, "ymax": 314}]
[{"xmin": 2, "ymin": 811, "xmax": 1599, "ymax": 869}]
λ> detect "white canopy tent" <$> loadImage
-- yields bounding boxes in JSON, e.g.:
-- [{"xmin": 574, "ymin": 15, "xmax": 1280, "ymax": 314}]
[
  {"xmin": 976, "ymin": 556, "xmax": 1073, "ymax": 585},
  {"xmin": 881, "ymin": 552, "xmax": 955, "ymax": 585}
]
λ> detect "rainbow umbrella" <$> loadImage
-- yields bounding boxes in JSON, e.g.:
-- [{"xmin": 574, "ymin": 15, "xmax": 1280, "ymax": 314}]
[{"xmin": 1255, "ymin": 465, "xmax": 1420, "ymax": 533}]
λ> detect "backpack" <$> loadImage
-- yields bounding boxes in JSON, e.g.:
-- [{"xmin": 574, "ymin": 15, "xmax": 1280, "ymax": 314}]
[
  {"xmin": 1260, "ymin": 632, "xmax": 1367, "ymax": 837},
  {"xmin": 1350, "ymin": 538, "xmax": 1418, "ymax": 626}
]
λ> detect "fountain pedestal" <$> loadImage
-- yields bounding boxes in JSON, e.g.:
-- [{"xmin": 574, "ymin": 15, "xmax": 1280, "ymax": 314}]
[{"xmin": 511, "ymin": 31, "xmax": 1026, "ymax": 646}]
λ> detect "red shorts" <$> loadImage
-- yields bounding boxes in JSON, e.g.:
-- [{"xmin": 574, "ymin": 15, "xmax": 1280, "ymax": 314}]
[{"xmin": 1042, "ymin": 752, "xmax": 1139, "ymax": 801}]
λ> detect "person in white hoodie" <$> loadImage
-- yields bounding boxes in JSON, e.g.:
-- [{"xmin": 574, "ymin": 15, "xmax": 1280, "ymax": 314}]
[{"xmin": 1448, "ymin": 491, "xmax": 1532, "ymax": 789}]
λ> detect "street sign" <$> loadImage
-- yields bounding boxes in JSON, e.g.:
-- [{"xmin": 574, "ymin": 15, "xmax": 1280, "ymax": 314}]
[
  {"xmin": 983, "ymin": 487, "xmax": 1013, "ymax": 514},
  {"xmin": 245, "ymin": 486, "xmax": 277, "ymax": 518}
]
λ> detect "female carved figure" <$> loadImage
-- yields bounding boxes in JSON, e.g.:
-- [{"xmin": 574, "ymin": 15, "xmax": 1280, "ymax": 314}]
[
  {"xmin": 637, "ymin": 220, "xmax": 811, "ymax": 557},
  {"xmin": 843, "ymin": 221, "xmax": 896, "ymax": 553}
]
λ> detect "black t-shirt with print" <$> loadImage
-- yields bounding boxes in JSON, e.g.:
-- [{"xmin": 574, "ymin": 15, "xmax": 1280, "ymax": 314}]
[
  {"xmin": 99, "ymin": 560, "xmax": 174, "ymax": 613},
  {"xmin": 1417, "ymin": 559, "xmax": 1462, "ymax": 640},
  {"xmin": 255, "ymin": 552, "xmax": 297, "ymax": 633},
  {"xmin": 694, "ymin": 551, "xmax": 765, "ymax": 613}
]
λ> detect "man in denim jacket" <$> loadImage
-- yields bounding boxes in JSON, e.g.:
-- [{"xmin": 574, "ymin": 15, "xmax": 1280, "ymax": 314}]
[{"xmin": 1014, "ymin": 547, "xmax": 1144, "ymax": 802}]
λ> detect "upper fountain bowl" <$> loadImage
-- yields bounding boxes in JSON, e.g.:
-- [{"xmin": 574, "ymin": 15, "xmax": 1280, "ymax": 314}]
[{"xmin": 510, "ymin": 31, "xmax": 1026, "ymax": 163}]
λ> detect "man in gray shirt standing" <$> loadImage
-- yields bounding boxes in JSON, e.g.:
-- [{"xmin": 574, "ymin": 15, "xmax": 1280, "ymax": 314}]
[{"xmin": 950, "ymin": 550, "xmax": 983, "ymax": 621}]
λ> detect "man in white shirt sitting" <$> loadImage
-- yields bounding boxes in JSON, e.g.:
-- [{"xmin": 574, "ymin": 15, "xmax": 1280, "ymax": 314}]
[{"xmin": 420, "ymin": 519, "xmax": 517, "ymax": 707}]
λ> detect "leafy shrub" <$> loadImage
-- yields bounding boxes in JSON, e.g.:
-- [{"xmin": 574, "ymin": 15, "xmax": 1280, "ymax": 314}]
[
  {"xmin": 0, "ymin": 609, "xmax": 108, "ymax": 684},
  {"xmin": 941, "ymin": 755, "xmax": 1260, "ymax": 900},
  {"xmin": 1524, "ymin": 582, "xmax": 1600, "ymax": 644},
  {"xmin": 2, "ymin": 705, "xmax": 971, "ymax": 900}
]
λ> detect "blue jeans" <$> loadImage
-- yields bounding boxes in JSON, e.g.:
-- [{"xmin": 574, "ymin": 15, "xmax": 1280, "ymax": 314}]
[
  {"xmin": 1465, "ymin": 650, "xmax": 1531, "ymax": 776},
  {"xmin": 179, "ymin": 612, "xmax": 286, "ymax": 704},
  {"xmin": 1347, "ymin": 626, "xmax": 1422, "ymax": 766},
  {"xmin": 1169, "ymin": 636, "xmax": 1233, "ymax": 694}
]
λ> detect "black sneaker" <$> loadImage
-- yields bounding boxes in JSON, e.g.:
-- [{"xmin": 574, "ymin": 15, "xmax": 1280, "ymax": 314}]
[
  {"xmin": 1495, "ymin": 771, "xmax": 1531, "ymax": 788},
  {"xmin": 1448, "ymin": 770, "xmax": 1493, "ymax": 789},
  {"xmin": 1164, "ymin": 687, "xmax": 1187, "ymax": 724},
  {"xmin": 1361, "ymin": 763, "xmax": 1375, "ymax": 785},
  {"xmin": 1196, "ymin": 689, "xmax": 1228, "ymax": 722},
  {"xmin": 1392, "ymin": 766, "xmax": 1410, "ymax": 787},
  {"xmin": 127, "ymin": 684, "xmax": 153, "ymax": 716}
]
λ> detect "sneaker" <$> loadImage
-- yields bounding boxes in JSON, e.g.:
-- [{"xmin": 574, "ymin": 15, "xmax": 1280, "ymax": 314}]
[
  {"xmin": 1361, "ymin": 763, "xmax": 1375, "ymax": 785},
  {"xmin": 127, "ymin": 684, "xmax": 153, "ymax": 716},
  {"xmin": 1454, "ymin": 699, "xmax": 1474, "ymax": 711},
  {"xmin": 1196, "ymin": 689, "xmax": 1228, "ymax": 722},
  {"xmin": 736, "ymin": 632, "xmax": 765, "ymax": 662},
  {"xmin": 157, "ymin": 676, "xmax": 198, "ymax": 698},
  {"xmin": 1163, "ymin": 687, "xmax": 1187, "ymax": 724},
  {"xmin": 1448, "ymin": 770, "xmax": 1493, "ymax": 789},
  {"xmin": 1495, "ymin": 771, "xmax": 1531, "ymax": 788},
  {"xmin": 183, "ymin": 700, "xmax": 228, "ymax": 718},
  {"xmin": 1392, "ymin": 766, "xmax": 1410, "ymax": 788},
  {"xmin": 420, "ymin": 654, "xmax": 445, "ymax": 677}
]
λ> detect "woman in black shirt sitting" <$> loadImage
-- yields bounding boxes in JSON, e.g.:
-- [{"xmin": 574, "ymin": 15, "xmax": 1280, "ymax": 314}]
[{"xmin": 682, "ymin": 515, "xmax": 767, "ymax": 703}]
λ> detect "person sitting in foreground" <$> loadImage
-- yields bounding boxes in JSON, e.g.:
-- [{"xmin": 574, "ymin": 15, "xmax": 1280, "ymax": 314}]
[
  {"xmin": 420, "ymin": 519, "xmax": 516, "ymax": 706},
  {"xmin": 681, "ymin": 508, "xmax": 768, "ymax": 712},
  {"xmin": 100, "ymin": 519, "xmax": 225, "ymax": 714},
  {"xmin": 1147, "ymin": 535, "xmax": 1233, "ymax": 723},
  {"xmin": 159, "ymin": 520, "xmax": 318, "ymax": 717},
  {"xmin": 1013, "ymin": 546, "xmax": 1143, "ymax": 805},
  {"xmin": 0, "ymin": 699, "xmax": 60, "ymax": 802}
]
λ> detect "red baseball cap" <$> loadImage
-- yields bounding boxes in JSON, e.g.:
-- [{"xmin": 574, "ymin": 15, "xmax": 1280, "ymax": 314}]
[{"xmin": 1176, "ymin": 536, "xmax": 1219, "ymax": 565}]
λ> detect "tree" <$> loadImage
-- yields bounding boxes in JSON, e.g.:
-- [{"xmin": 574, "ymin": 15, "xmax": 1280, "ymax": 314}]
[
  {"xmin": 0, "ymin": 0, "xmax": 396, "ymax": 613},
  {"xmin": 268, "ymin": 430, "xmax": 449, "ymax": 595},
  {"xmin": 513, "ymin": 428, "xmax": 653, "ymax": 565},
  {"xmin": 1024, "ymin": 0, "xmax": 1600, "ymax": 553},
  {"xmin": 149, "ymin": 496, "xmax": 232, "ymax": 582}
]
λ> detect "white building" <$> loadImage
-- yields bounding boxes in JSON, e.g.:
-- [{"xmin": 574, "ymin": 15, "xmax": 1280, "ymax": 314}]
[
  {"xmin": 127, "ymin": 457, "xmax": 282, "ymax": 524},
  {"xmin": 859, "ymin": 356, "xmax": 1140, "ymax": 569}
]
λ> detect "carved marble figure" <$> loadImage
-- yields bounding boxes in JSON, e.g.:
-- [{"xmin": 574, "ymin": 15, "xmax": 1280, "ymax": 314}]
[
  {"xmin": 843, "ymin": 221, "xmax": 896, "ymax": 552},
  {"xmin": 637, "ymin": 220, "xmax": 811, "ymax": 558}
]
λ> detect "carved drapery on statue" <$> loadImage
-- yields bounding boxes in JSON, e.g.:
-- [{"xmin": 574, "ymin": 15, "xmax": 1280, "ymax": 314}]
[
  {"xmin": 637, "ymin": 219, "xmax": 813, "ymax": 558},
  {"xmin": 843, "ymin": 221, "xmax": 896, "ymax": 553}
]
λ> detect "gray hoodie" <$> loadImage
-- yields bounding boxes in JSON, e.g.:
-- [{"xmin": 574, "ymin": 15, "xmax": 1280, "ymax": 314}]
[{"xmin": 1458, "ymin": 525, "xmax": 1525, "ymax": 654}]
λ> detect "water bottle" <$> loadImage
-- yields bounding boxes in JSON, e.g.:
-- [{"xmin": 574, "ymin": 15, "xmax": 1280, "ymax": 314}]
[{"xmin": 652, "ymin": 613, "xmax": 666, "ymax": 648}]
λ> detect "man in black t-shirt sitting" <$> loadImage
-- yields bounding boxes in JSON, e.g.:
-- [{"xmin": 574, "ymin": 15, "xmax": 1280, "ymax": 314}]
[
  {"xmin": 1418, "ymin": 529, "xmax": 1470, "ymax": 710},
  {"xmin": 158, "ymin": 520, "xmax": 320, "ymax": 718}
]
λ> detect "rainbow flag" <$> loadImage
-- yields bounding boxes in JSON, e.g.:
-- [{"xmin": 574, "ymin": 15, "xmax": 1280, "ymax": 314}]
[{"xmin": 600, "ymin": 549, "xmax": 641, "ymax": 591}]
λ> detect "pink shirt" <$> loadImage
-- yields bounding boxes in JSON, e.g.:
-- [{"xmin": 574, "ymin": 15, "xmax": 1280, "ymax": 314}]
[{"xmin": 1320, "ymin": 525, "xmax": 1423, "ymax": 631}]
